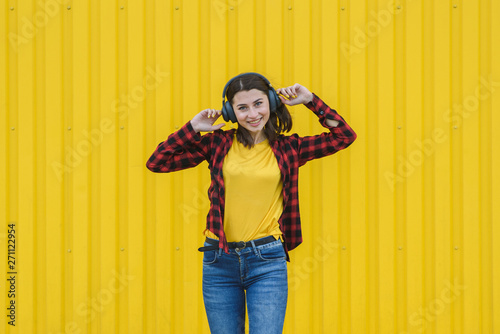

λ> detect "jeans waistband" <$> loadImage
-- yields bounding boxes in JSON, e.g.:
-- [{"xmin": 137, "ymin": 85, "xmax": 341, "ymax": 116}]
[{"xmin": 198, "ymin": 236, "xmax": 277, "ymax": 252}]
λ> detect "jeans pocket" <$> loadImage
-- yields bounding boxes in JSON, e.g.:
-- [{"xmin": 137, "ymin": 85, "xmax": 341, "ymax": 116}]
[
  {"xmin": 202, "ymin": 250, "xmax": 219, "ymax": 265},
  {"xmin": 257, "ymin": 244, "xmax": 286, "ymax": 261}
]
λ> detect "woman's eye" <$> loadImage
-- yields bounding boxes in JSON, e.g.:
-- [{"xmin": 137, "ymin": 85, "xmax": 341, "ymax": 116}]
[
  {"xmin": 255, "ymin": 101, "xmax": 262, "ymax": 106},
  {"xmin": 238, "ymin": 106, "xmax": 247, "ymax": 111}
]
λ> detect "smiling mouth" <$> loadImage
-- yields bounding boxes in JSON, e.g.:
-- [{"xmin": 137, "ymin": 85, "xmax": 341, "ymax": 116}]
[{"xmin": 248, "ymin": 118, "xmax": 262, "ymax": 126}]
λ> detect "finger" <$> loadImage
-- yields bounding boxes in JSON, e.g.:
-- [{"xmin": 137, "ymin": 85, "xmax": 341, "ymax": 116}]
[
  {"xmin": 278, "ymin": 87, "xmax": 292, "ymax": 98},
  {"xmin": 284, "ymin": 88, "xmax": 295, "ymax": 99},
  {"xmin": 278, "ymin": 92, "xmax": 288, "ymax": 99},
  {"xmin": 207, "ymin": 109, "xmax": 219, "ymax": 118},
  {"xmin": 212, "ymin": 109, "xmax": 221, "ymax": 119},
  {"xmin": 279, "ymin": 88, "xmax": 289, "ymax": 98},
  {"xmin": 277, "ymin": 91, "xmax": 289, "ymax": 100},
  {"xmin": 280, "ymin": 97, "xmax": 295, "ymax": 106}
]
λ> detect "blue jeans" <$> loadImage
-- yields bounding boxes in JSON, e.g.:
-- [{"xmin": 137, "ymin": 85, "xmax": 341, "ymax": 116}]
[{"xmin": 202, "ymin": 237, "xmax": 288, "ymax": 334}]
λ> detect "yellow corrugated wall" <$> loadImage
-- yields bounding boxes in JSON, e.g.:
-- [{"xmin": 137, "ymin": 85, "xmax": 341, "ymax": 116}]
[{"xmin": 1, "ymin": 0, "xmax": 499, "ymax": 333}]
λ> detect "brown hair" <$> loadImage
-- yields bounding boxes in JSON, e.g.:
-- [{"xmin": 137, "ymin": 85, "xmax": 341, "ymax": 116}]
[{"xmin": 225, "ymin": 74, "xmax": 293, "ymax": 148}]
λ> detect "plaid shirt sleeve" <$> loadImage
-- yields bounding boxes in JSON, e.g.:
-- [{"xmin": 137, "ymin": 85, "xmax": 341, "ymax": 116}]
[
  {"xmin": 297, "ymin": 93, "xmax": 357, "ymax": 166},
  {"xmin": 146, "ymin": 121, "xmax": 211, "ymax": 173}
]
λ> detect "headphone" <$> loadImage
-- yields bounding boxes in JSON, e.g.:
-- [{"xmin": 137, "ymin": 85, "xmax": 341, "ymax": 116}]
[{"xmin": 221, "ymin": 72, "xmax": 282, "ymax": 123}]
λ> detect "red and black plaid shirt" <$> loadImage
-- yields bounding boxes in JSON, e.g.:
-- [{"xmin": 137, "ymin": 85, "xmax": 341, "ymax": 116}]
[{"xmin": 146, "ymin": 94, "xmax": 356, "ymax": 260}]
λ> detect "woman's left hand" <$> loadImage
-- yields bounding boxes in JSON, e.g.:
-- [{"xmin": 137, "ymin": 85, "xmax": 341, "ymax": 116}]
[{"xmin": 276, "ymin": 84, "xmax": 314, "ymax": 106}]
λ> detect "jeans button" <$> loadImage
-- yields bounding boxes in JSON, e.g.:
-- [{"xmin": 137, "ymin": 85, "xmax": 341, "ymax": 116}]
[{"xmin": 235, "ymin": 248, "xmax": 240, "ymax": 252}]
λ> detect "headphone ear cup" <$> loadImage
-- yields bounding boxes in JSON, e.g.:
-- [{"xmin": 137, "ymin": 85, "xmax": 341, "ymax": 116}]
[
  {"xmin": 221, "ymin": 102, "xmax": 229, "ymax": 122},
  {"xmin": 222, "ymin": 101, "xmax": 237, "ymax": 123},
  {"xmin": 268, "ymin": 89, "xmax": 281, "ymax": 113}
]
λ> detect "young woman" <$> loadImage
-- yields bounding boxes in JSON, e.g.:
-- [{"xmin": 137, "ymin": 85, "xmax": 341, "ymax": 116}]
[{"xmin": 146, "ymin": 73, "xmax": 356, "ymax": 333}]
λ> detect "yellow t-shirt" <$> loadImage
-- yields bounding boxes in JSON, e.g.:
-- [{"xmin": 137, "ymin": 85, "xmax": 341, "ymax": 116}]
[{"xmin": 204, "ymin": 136, "xmax": 283, "ymax": 242}]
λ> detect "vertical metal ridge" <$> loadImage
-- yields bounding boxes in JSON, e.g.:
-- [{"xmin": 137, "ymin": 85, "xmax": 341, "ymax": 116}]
[
  {"xmin": 286, "ymin": 0, "xmax": 292, "ymax": 81},
  {"xmin": 421, "ymin": 7, "xmax": 430, "ymax": 331},
  {"xmin": 141, "ymin": 1, "xmax": 148, "ymax": 331},
  {"xmin": 88, "ymin": 0, "xmax": 100, "ymax": 333},
  {"xmin": 0, "ymin": 9, "xmax": 7, "ymax": 302},
  {"xmin": 338, "ymin": 1, "xmax": 351, "ymax": 332},
  {"xmin": 197, "ymin": 5, "xmax": 207, "ymax": 332},
  {"xmin": 144, "ymin": 0, "xmax": 155, "ymax": 332},
  {"xmin": 401, "ymin": 1, "xmax": 409, "ymax": 329},
  {"xmin": 491, "ymin": 1, "xmax": 500, "ymax": 328},
  {"xmin": 167, "ymin": 1, "xmax": 175, "ymax": 331},
  {"xmin": 393, "ymin": 1, "xmax": 407, "ymax": 330},
  {"xmin": 279, "ymin": 0, "xmax": 285, "ymax": 78},
  {"xmin": 477, "ymin": 0, "xmax": 485, "ymax": 326},
  {"xmin": 365, "ymin": 0, "xmax": 380, "ymax": 330},
  {"xmin": 479, "ymin": 0, "xmax": 493, "ymax": 331},
  {"xmin": 50, "ymin": 2, "xmax": 63, "ymax": 330},
  {"xmin": 31, "ymin": 0, "xmax": 39, "ymax": 329},
  {"xmin": 87, "ymin": 9, "xmax": 95, "ymax": 333},
  {"xmin": 376, "ymin": 0, "xmax": 397, "ymax": 331},
  {"xmin": 117, "ymin": 0, "xmax": 129, "ymax": 331},
  {"xmin": 450, "ymin": 0, "xmax": 465, "ymax": 331},
  {"xmin": 15, "ymin": 1, "xmax": 37, "ymax": 330},
  {"xmin": 362, "ymin": 2, "xmax": 371, "ymax": 331},
  {"xmin": 347, "ymin": 1, "xmax": 367, "ymax": 332},
  {"xmin": 346, "ymin": 1, "xmax": 354, "ymax": 331},
  {"xmin": 61, "ymin": 2, "xmax": 75, "ymax": 329},
  {"xmin": 423, "ymin": 1, "xmax": 437, "ymax": 333},
  {"xmin": 171, "ymin": 1, "xmax": 183, "ymax": 331},
  {"xmin": 72, "ymin": 0, "xmax": 88, "ymax": 328},
  {"xmin": 391, "ymin": 3, "xmax": 399, "ymax": 331},
  {"xmin": 314, "ymin": 3, "xmax": 326, "ymax": 329},
  {"xmin": 34, "ymin": 1, "xmax": 48, "ymax": 328},
  {"xmin": 311, "ymin": 3, "xmax": 323, "ymax": 332},
  {"xmin": 460, "ymin": 0, "xmax": 481, "ymax": 329},
  {"xmin": 63, "ymin": 1, "xmax": 74, "ymax": 328},
  {"xmin": 448, "ymin": 3, "xmax": 457, "ymax": 333},
  {"xmin": 88, "ymin": 7, "xmax": 97, "ymax": 331},
  {"xmin": 252, "ymin": 0, "xmax": 258, "ymax": 68},
  {"xmin": 95, "ymin": 1, "xmax": 117, "ymax": 332},
  {"xmin": 7, "ymin": 0, "xmax": 19, "ymax": 250}
]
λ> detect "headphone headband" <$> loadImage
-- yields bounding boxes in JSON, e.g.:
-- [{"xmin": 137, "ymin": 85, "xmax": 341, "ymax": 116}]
[{"xmin": 221, "ymin": 72, "xmax": 274, "ymax": 101}]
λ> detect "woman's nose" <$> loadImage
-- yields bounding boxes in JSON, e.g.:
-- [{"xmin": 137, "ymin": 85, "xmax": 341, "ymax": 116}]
[{"xmin": 248, "ymin": 107, "xmax": 258, "ymax": 118}]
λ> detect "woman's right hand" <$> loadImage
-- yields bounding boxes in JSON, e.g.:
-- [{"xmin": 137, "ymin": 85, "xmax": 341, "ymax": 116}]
[{"xmin": 190, "ymin": 109, "xmax": 225, "ymax": 133}]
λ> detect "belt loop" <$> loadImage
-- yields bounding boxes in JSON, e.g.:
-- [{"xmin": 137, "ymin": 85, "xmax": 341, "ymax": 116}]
[
  {"xmin": 218, "ymin": 248, "xmax": 223, "ymax": 256},
  {"xmin": 250, "ymin": 240, "xmax": 258, "ymax": 255}
]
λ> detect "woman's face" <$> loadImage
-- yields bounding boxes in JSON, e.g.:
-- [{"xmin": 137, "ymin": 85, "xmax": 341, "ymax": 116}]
[{"xmin": 232, "ymin": 89, "xmax": 270, "ymax": 138}]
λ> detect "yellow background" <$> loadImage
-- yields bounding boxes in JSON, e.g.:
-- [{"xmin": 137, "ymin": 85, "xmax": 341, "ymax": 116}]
[{"xmin": 1, "ymin": 0, "xmax": 499, "ymax": 333}]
